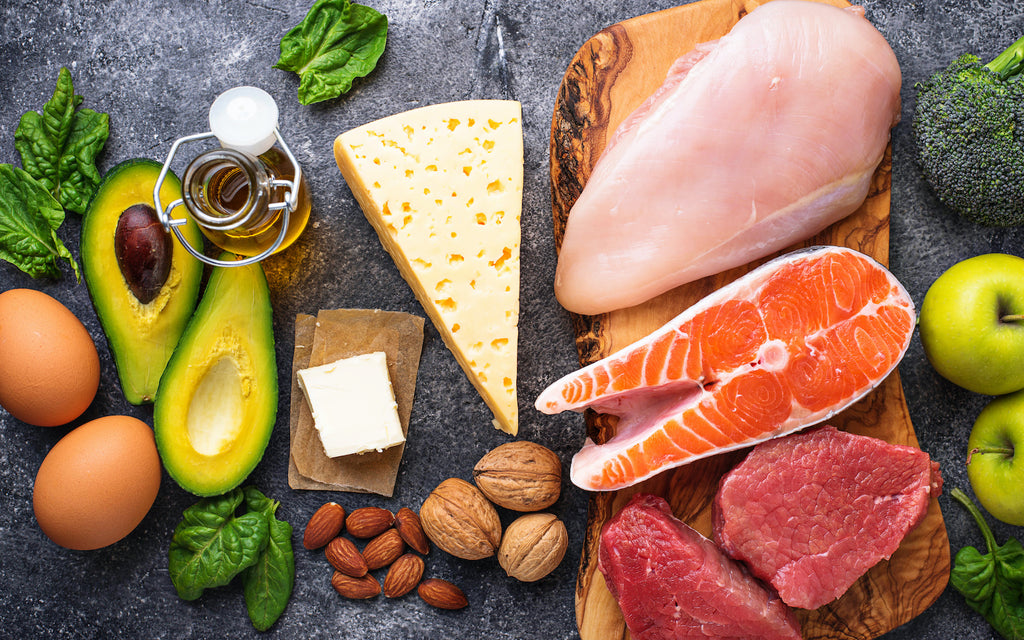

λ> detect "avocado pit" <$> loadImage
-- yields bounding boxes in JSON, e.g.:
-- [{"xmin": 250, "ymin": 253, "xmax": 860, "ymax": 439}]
[{"xmin": 114, "ymin": 204, "xmax": 172, "ymax": 304}]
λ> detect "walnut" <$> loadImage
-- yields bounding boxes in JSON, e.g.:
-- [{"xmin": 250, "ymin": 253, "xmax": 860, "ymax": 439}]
[
  {"xmin": 419, "ymin": 478, "xmax": 502, "ymax": 560},
  {"xmin": 473, "ymin": 441, "xmax": 562, "ymax": 512},
  {"xmin": 497, "ymin": 513, "xmax": 568, "ymax": 582}
]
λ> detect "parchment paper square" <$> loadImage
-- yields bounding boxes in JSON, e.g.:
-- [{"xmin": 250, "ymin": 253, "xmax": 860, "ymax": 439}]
[{"xmin": 288, "ymin": 309, "xmax": 424, "ymax": 496}]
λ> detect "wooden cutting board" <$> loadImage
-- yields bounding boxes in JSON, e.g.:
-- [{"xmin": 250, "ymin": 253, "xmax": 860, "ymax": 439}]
[{"xmin": 548, "ymin": 0, "xmax": 951, "ymax": 638}]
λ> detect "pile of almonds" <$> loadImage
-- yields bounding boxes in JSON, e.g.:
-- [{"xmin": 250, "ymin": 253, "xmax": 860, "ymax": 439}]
[{"xmin": 303, "ymin": 503, "xmax": 468, "ymax": 610}]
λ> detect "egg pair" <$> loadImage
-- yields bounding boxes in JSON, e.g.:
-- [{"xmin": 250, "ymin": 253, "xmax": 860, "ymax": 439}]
[{"xmin": 0, "ymin": 289, "xmax": 161, "ymax": 550}]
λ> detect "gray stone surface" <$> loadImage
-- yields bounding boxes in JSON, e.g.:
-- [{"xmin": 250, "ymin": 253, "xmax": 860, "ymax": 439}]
[{"xmin": 0, "ymin": 0, "xmax": 1018, "ymax": 638}]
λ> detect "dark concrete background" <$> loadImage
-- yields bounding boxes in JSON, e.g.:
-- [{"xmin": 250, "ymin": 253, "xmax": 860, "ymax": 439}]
[{"xmin": 0, "ymin": 0, "xmax": 1019, "ymax": 638}]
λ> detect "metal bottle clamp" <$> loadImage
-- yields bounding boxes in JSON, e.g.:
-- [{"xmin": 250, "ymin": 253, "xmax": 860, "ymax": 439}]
[{"xmin": 152, "ymin": 87, "xmax": 302, "ymax": 268}]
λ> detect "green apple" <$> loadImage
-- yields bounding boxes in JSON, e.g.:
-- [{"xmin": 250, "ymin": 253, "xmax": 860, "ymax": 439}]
[
  {"xmin": 919, "ymin": 253, "xmax": 1024, "ymax": 395},
  {"xmin": 966, "ymin": 389, "xmax": 1024, "ymax": 525}
]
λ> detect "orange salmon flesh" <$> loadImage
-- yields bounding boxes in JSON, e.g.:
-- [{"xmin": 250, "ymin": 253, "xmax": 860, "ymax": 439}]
[{"xmin": 536, "ymin": 246, "xmax": 916, "ymax": 491}]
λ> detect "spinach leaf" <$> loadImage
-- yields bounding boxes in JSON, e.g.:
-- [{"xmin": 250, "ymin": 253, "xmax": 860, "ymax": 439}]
[
  {"xmin": 950, "ymin": 487, "xmax": 1024, "ymax": 640},
  {"xmin": 242, "ymin": 486, "xmax": 276, "ymax": 515},
  {"xmin": 168, "ymin": 489, "xmax": 270, "ymax": 601},
  {"xmin": 0, "ymin": 164, "xmax": 80, "ymax": 279},
  {"xmin": 14, "ymin": 67, "xmax": 109, "ymax": 215},
  {"xmin": 274, "ymin": 0, "xmax": 388, "ymax": 105},
  {"xmin": 241, "ymin": 487, "xmax": 295, "ymax": 632}
]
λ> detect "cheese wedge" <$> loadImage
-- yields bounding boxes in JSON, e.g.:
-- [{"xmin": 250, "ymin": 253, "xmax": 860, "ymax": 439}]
[{"xmin": 333, "ymin": 100, "xmax": 522, "ymax": 434}]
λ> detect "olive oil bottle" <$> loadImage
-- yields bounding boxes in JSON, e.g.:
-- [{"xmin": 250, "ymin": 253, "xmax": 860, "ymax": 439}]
[{"xmin": 183, "ymin": 145, "xmax": 311, "ymax": 257}]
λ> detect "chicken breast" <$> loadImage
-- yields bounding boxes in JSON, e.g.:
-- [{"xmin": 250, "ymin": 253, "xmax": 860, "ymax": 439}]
[{"xmin": 554, "ymin": 0, "xmax": 901, "ymax": 316}]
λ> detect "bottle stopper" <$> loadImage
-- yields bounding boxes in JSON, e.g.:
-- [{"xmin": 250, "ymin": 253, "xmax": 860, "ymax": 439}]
[{"xmin": 208, "ymin": 86, "xmax": 279, "ymax": 156}]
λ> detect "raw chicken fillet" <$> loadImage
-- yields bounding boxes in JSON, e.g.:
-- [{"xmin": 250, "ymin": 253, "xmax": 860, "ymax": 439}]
[
  {"xmin": 536, "ymin": 246, "xmax": 915, "ymax": 491},
  {"xmin": 555, "ymin": 0, "xmax": 902, "ymax": 315},
  {"xmin": 599, "ymin": 493, "xmax": 802, "ymax": 640}
]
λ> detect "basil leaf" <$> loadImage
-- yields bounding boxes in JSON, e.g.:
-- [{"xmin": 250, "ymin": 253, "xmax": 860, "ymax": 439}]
[
  {"xmin": 241, "ymin": 489, "xmax": 295, "ymax": 632},
  {"xmin": 14, "ymin": 67, "xmax": 109, "ymax": 214},
  {"xmin": 0, "ymin": 164, "xmax": 79, "ymax": 280},
  {"xmin": 274, "ymin": 0, "xmax": 388, "ymax": 105},
  {"xmin": 168, "ymin": 489, "xmax": 271, "ymax": 601},
  {"xmin": 950, "ymin": 488, "xmax": 1024, "ymax": 640}
]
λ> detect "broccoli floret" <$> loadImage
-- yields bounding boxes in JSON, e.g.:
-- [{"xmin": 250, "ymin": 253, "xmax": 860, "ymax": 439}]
[{"xmin": 912, "ymin": 35, "xmax": 1024, "ymax": 227}]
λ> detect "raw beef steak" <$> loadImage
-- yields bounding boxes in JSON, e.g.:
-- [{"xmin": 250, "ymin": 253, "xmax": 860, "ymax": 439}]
[
  {"xmin": 599, "ymin": 493, "xmax": 802, "ymax": 639},
  {"xmin": 713, "ymin": 425, "xmax": 942, "ymax": 609}
]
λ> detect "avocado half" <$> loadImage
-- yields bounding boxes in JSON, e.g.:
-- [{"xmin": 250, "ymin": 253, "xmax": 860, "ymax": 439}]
[
  {"xmin": 154, "ymin": 255, "xmax": 278, "ymax": 496},
  {"xmin": 81, "ymin": 159, "xmax": 205, "ymax": 404}
]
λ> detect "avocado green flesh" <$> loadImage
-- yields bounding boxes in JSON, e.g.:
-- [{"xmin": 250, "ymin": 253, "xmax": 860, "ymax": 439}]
[
  {"xmin": 154, "ymin": 255, "xmax": 278, "ymax": 497},
  {"xmin": 81, "ymin": 158, "xmax": 205, "ymax": 404}
]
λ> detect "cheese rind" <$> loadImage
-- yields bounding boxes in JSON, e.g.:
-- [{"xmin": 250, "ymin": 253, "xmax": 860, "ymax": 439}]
[
  {"xmin": 333, "ymin": 100, "xmax": 522, "ymax": 434},
  {"xmin": 296, "ymin": 351, "xmax": 405, "ymax": 457}
]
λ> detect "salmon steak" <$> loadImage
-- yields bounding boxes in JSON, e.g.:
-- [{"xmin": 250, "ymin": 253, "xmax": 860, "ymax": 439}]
[{"xmin": 535, "ymin": 246, "xmax": 915, "ymax": 491}]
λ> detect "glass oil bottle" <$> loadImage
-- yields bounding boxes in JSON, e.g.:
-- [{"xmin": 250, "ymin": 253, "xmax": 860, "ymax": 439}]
[
  {"xmin": 153, "ymin": 86, "xmax": 311, "ymax": 267},
  {"xmin": 182, "ymin": 145, "xmax": 311, "ymax": 257}
]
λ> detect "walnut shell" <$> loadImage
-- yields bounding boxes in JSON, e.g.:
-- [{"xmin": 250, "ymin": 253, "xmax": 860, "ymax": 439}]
[
  {"xmin": 419, "ymin": 478, "xmax": 502, "ymax": 560},
  {"xmin": 473, "ymin": 441, "xmax": 562, "ymax": 512},
  {"xmin": 497, "ymin": 513, "xmax": 568, "ymax": 582}
]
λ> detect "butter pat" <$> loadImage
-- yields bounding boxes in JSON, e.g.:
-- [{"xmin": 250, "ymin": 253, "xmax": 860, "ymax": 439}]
[{"xmin": 296, "ymin": 352, "xmax": 405, "ymax": 457}]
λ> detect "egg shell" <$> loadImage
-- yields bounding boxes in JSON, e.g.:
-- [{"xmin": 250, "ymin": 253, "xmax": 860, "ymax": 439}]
[
  {"xmin": 33, "ymin": 415, "xmax": 162, "ymax": 550},
  {"xmin": 0, "ymin": 289, "xmax": 100, "ymax": 426}
]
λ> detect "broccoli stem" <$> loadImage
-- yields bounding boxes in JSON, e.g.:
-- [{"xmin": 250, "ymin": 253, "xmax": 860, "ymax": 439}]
[{"xmin": 986, "ymin": 34, "xmax": 1024, "ymax": 80}]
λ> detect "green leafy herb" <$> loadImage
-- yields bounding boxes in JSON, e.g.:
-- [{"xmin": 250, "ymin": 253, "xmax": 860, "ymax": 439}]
[
  {"xmin": 274, "ymin": 0, "xmax": 388, "ymax": 105},
  {"xmin": 168, "ymin": 487, "xmax": 295, "ymax": 632},
  {"xmin": 0, "ymin": 164, "xmax": 80, "ymax": 279},
  {"xmin": 168, "ymin": 489, "xmax": 271, "ymax": 601},
  {"xmin": 950, "ymin": 487, "xmax": 1024, "ymax": 639},
  {"xmin": 14, "ymin": 67, "xmax": 109, "ymax": 215},
  {"xmin": 241, "ymin": 487, "xmax": 295, "ymax": 632}
]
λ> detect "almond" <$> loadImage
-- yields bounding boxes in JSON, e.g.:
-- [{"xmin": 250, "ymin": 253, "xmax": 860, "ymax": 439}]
[
  {"xmin": 345, "ymin": 507, "xmax": 395, "ymax": 538},
  {"xmin": 383, "ymin": 553, "xmax": 425, "ymax": 598},
  {"xmin": 417, "ymin": 578, "xmax": 468, "ymax": 610},
  {"xmin": 395, "ymin": 507, "xmax": 431, "ymax": 555},
  {"xmin": 325, "ymin": 536, "xmax": 368, "ymax": 577},
  {"xmin": 331, "ymin": 571, "xmax": 380, "ymax": 599},
  {"xmin": 362, "ymin": 528, "xmax": 405, "ymax": 570},
  {"xmin": 302, "ymin": 502, "xmax": 346, "ymax": 550}
]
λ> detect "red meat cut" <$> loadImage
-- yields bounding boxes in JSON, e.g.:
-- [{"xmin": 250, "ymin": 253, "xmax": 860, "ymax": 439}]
[
  {"xmin": 598, "ymin": 493, "xmax": 802, "ymax": 640},
  {"xmin": 713, "ymin": 425, "xmax": 942, "ymax": 610}
]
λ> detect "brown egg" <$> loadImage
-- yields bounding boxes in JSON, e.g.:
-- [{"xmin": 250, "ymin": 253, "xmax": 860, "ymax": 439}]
[
  {"xmin": 33, "ymin": 415, "xmax": 162, "ymax": 550},
  {"xmin": 0, "ymin": 289, "xmax": 100, "ymax": 426}
]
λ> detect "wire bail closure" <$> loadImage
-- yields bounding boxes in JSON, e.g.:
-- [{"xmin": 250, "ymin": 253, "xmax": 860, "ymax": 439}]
[{"xmin": 152, "ymin": 87, "xmax": 302, "ymax": 268}]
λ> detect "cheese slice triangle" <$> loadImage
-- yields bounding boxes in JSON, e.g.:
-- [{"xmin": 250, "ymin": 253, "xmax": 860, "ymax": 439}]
[{"xmin": 333, "ymin": 100, "xmax": 522, "ymax": 434}]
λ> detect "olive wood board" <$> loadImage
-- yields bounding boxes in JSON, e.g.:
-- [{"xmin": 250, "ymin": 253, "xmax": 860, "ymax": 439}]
[{"xmin": 547, "ymin": 0, "xmax": 951, "ymax": 638}]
